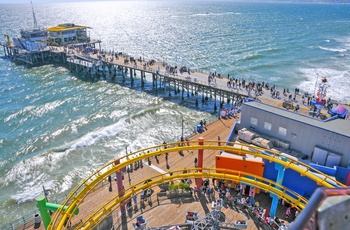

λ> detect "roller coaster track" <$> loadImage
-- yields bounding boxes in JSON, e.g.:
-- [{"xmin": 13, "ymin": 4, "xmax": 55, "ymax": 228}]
[
  {"xmin": 77, "ymin": 168, "xmax": 308, "ymax": 229},
  {"xmin": 48, "ymin": 140, "xmax": 346, "ymax": 230}
]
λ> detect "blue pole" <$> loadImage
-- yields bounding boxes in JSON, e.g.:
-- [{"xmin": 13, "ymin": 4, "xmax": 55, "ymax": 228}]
[{"xmin": 270, "ymin": 162, "xmax": 285, "ymax": 217}]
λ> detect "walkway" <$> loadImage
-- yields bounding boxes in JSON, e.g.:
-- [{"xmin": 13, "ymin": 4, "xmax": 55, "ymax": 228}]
[{"xmin": 65, "ymin": 46, "xmax": 348, "ymax": 118}]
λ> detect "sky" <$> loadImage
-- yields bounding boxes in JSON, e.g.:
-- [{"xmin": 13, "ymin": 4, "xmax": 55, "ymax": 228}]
[
  {"xmin": 0, "ymin": 0, "xmax": 102, "ymax": 3},
  {"xmin": 1, "ymin": 0, "xmax": 349, "ymax": 4},
  {"xmin": 0, "ymin": 0, "xmax": 90, "ymax": 3}
]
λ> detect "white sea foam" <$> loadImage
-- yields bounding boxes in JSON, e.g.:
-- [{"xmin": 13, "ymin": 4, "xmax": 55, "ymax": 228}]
[
  {"xmin": 191, "ymin": 12, "xmax": 241, "ymax": 17},
  {"xmin": 4, "ymin": 100, "xmax": 66, "ymax": 123},
  {"xmin": 298, "ymin": 68, "xmax": 350, "ymax": 103},
  {"xmin": 71, "ymin": 123, "xmax": 78, "ymax": 134},
  {"xmin": 2, "ymin": 156, "xmax": 55, "ymax": 203},
  {"xmin": 70, "ymin": 119, "xmax": 126, "ymax": 149},
  {"xmin": 51, "ymin": 126, "xmax": 68, "ymax": 138},
  {"xmin": 318, "ymin": 46, "xmax": 347, "ymax": 53},
  {"xmin": 110, "ymin": 110, "xmax": 128, "ymax": 119},
  {"xmin": 2, "ymin": 150, "xmax": 67, "ymax": 185},
  {"xmin": 10, "ymin": 180, "xmax": 54, "ymax": 204},
  {"xmin": 2, "ymin": 148, "xmax": 74, "ymax": 204},
  {"xmin": 332, "ymin": 36, "xmax": 350, "ymax": 48},
  {"xmin": 4, "ymin": 106, "xmax": 34, "ymax": 123},
  {"xmin": 60, "ymin": 173, "xmax": 74, "ymax": 193}
]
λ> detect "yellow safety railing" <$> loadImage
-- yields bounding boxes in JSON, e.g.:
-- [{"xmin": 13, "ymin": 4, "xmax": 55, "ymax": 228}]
[{"xmin": 48, "ymin": 141, "xmax": 346, "ymax": 229}]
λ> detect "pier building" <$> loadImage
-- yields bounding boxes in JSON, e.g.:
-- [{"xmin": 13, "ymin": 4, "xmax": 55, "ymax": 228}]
[
  {"xmin": 47, "ymin": 23, "xmax": 91, "ymax": 45},
  {"xmin": 9, "ymin": 1, "xmax": 48, "ymax": 52},
  {"xmin": 234, "ymin": 101, "xmax": 350, "ymax": 169}
]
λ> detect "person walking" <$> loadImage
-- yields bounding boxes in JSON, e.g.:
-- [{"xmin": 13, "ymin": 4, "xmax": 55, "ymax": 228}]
[
  {"xmin": 294, "ymin": 210, "xmax": 300, "ymax": 220},
  {"xmin": 194, "ymin": 157, "xmax": 198, "ymax": 168},
  {"xmin": 286, "ymin": 207, "xmax": 291, "ymax": 218},
  {"xmin": 133, "ymin": 194, "xmax": 137, "ymax": 205},
  {"xmin": 140, "ymin": 189, "xmax": 144, "ymax": 201},
  {"xmin": 147, "ymin": 188, "xmax": 152, "ymax": 202}
]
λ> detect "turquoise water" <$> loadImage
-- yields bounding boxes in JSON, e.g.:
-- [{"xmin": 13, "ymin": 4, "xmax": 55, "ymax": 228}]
[{"xmin": 1, "ymin": 0, "xmax": 350, "ymax": 225}]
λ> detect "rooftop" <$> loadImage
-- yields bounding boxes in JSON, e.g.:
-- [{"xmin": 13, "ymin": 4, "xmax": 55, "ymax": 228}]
[
  {"xmin": 244, "ymin": 101, "xmax": 350, "ymax": 138},
  {"xmin": 47, "ymin": 23, "xmax": 90, "ymax": 32}
]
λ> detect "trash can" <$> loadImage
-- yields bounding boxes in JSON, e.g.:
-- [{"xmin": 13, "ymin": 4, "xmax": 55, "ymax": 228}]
[
  {"xmin": 34, "ymin": 213, "xmax": 41, "ymax": 229},
  {"xmin": 197, "ymin": 125, "xmax": 202, "ymax": 133}
]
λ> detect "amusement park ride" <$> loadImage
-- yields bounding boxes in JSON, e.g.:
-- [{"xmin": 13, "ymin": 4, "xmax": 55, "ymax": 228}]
[
  {"xmin": 33, "ymin": 141, "xmax": 349, "ymax": 230},
  {"xmin": 313, "ymin": 77, "xmax": 329, "ymax": 117}
]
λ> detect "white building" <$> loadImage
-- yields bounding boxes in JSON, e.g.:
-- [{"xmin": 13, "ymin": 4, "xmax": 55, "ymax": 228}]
[
  {"xmin": 237, "ymin": 101, "xmax": 350, "ymax": 168},
  {"xmin": 47, "ymin": 23, "xmax": 90, "ymax": 46}
]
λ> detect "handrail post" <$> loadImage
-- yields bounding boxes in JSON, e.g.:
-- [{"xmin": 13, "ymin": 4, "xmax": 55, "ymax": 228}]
[{"xmin": 196, "ymin": 137, "xmax": 204, "ymax": 194}]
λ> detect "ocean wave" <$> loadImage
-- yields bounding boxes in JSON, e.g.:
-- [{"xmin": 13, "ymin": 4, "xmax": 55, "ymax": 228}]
[
  {"xmin": 10, "ymin": 180, "xmax": 54, "ymax": 204},
  {"xmin": 69, "ymin": 119, "xmax": 126, "ymax": 149},
  {"xmin": 4, "ymin": 99, "xmax": 67, "ymax": 123},
  {"xmin": 4, "ymin": 105, "xmax": 35, "ymax": 123},
  {"xmin": 248, "ymin": 63, "xmax": 278, "ymax": 71},
  {"xmin": 318, "ymin": 46, "xmax": 347, "ymax": 53},
  {"xmin": 237, "ymin": 52, "xmax": 262, "ymax": 62},
  {"xmin": 260, "ymin": 46, "xmax": 283, "ymax": 55},
  {"xmin": 1, "ymin": 150, "xmax": 65, "ymax": 203},
  {"xmin": 297, "ymin": 67, "xmax": 350, "ymax": 103},
  {"xmin": 127, "ymin": 106, "xmax": 161, "ymax": 122},
  {"xmin": 234, "ymin": 46, "xmax": 283, "ymax": 63},
  {"xmin": 1, "ymin": 145, "xmax": 84, "ymax": 204},
  {"xmin": 3, "ymin": 155, "xmax": 48, "ymax": 186},
  {"xmin": 60, "ymin": 172, "xmax": 77, "ymax": 193},
  {"xmin": 32, "ymin": 100, "xmax": 67, "ymax": 117},
  {"xmin": 191, "ymin": 12, "xmax": 241, "ymax": 17}
]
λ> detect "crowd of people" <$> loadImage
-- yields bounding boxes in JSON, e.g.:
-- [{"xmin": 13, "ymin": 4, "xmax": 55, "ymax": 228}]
[{"xmin": 65, "ymin": 44, "xmax": 332, "ymax": 114}]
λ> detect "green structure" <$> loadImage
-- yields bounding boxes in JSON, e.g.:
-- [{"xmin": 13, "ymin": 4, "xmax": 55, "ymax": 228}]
[{"xmin": 36, "ymin": 195, "xmax": 79, "ymax": 229}]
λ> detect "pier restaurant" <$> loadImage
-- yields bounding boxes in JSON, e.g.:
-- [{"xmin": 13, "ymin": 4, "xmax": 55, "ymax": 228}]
[{"xmin": 47, "ymin": 23, "xmax": 91, "ymax": 46}]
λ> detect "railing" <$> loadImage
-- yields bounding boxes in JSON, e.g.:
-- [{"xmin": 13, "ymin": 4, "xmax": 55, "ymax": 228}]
[
  {"xmin": 0, "ymin": 180, "xmax": 108, "ymax": 230},
  {"xmin": 48, "ymin": 141, "xmax": 345, "ymax": 229},
  {"xmin": 78, "ymin": 167, "xmax": 309, "ymax": 229},
  {"xmin": 0, "ymin": 209, "xmax": 38, "ymax": 230}
]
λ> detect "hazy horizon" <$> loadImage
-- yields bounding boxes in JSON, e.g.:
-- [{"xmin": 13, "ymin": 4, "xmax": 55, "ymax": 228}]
[{"xmin": 1, "ymin": 0, "xmax": 349, "ymax": 5}]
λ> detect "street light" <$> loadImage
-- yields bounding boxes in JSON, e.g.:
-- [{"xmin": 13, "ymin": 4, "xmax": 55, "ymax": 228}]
[
  {"xmin": 313, "ymin": 74, "xmax": 319, "ymax": 98},
  {"xmin": 127, "ymin": 166, "xmax": 131, "ymax": 185},
  {"xmin": 108, "ymin": 175, "xmax": 112, "ymax": 192},
  {"xmin": 181, "ymin": 117, "xmax": 184, "ymax": 140}
]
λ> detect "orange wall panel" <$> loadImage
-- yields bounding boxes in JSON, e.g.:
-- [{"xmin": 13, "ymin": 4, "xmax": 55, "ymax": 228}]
[{"xmin": 216, "ymin": 155, "xmax": 265, "ymax": 193}]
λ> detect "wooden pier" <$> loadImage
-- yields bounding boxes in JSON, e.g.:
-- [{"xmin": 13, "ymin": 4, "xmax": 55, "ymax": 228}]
[{"xmin": 1, "ymin": 41, "xmax": 250, "ymax": 111}]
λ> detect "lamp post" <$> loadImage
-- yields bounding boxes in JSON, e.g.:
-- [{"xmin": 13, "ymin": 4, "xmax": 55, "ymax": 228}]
[
  {"xmin": 175, "ymin": 48, "xmax": 178, "ymax": 65},
  {"xmin": 313, "ymin": 74, "xmax": 319, "ymax": 98},
  {"xmin": 127, "ymin": 166, "xmax": 131, "ymax": 185},
  {"xmin": 126, "ymin": 145, "xmax": 131, "ymax": 185},
  {"xmin": 181, "ymin": 117, "xmax": 184, "ymax": 140},
  {"xmin": 108, "ymin": 175, "xmax": 112, "ymax": 192}
]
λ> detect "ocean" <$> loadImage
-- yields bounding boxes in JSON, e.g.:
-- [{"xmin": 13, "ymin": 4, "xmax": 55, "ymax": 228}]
[{"xmin": 1, "ymin": 0, "xmax": 350, "ymax": 225}]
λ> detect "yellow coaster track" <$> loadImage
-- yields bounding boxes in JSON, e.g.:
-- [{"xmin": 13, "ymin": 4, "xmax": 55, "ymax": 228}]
[{"xmin": 48, "ymin": 141, "xmax": 345, "ymax": 230}]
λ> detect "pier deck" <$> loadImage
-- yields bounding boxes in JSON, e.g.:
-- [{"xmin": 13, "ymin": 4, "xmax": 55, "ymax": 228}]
[
  {"xmin": 2, "ymin": 41, "xmax": 346, "ymax": 116},
  {"xmin": 18, "ymin": 117, "xmax": 293, "ymax": 230}
]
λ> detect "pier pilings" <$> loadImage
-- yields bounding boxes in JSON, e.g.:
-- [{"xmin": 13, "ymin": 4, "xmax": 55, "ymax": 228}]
[{"xmin": 0, "ymin": 43, "xmax": 248, "ymax": 110}]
